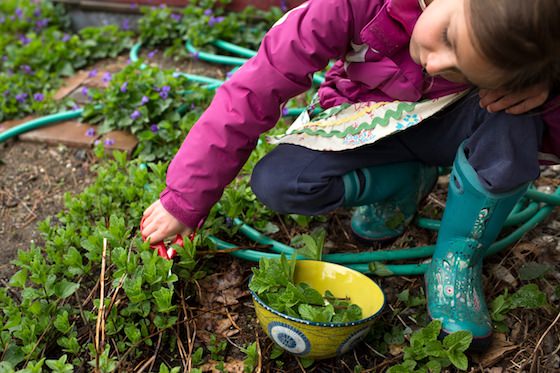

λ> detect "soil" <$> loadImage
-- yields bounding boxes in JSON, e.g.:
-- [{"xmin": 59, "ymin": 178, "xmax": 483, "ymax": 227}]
[{"xmin": 1, "ymin": 51, "xmax": 560, "ymax": 372}]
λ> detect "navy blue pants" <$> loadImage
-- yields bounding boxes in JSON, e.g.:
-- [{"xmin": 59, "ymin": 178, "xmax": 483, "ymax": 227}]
[{"xmin": 251, "ymin": 93, "xmax": 544, "ymax": 215}]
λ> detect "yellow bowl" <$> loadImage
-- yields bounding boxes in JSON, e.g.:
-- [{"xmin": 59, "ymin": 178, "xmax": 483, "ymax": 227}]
[{"xmin": 250, "ymin": 260, "xmax": 385, "ymax": 359}]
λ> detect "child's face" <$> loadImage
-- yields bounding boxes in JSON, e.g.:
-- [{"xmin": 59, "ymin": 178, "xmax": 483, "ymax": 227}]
[{"xmin": 409, "ymin": 0, "xmax": 505, "ymax": 89}]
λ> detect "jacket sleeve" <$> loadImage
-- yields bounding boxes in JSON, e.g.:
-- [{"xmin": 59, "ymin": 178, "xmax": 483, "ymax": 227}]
[{"xmin": 160, "ymin": 0, "xmax": 373, "ymax": 228}]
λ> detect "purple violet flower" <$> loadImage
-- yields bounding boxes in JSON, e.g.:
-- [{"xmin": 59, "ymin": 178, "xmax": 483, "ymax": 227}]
[
  {"xmin": 15, "ymin": 8, "xmax": 23, "ymax": 19},
  {"xmin": 208, "ymin": 16, "xmax": 225, "ymax": 27},
  {"xmin": 102, "ymin": 72, "xmax": 112, "ymax": 83},
  {"xmin": 121, "ymin": 19, "xmax": 130, "ymax": 30},
  {"xmin": 203, "ymin": 9, "xmax": 213, "ymax": 16},
  {"xmin": 16, "ymin": 93, "xmax": 28, "ymax": 103},
  {"xmin": 280, "ymin": 0, "xmax": 288, "ymax": 12},
  {"xmin": 171, "ymin": 13, "xmax": 181, "ymax": 22},
  {"xmin": 33, "ymin": 93, "xmax": 44, "ymax": 101},
  {"xmin": 62, "ymin": 34, "xmax": 71, "ymax": 42},
  {"xmin": 85, "ymin": 127, "xmax": 96, "ymax": 137},
  {"xmin": 150, "ymin": 124, "xmax": 159, "ymax": 133},
  {"xmin": 120, "ymin": 82, "xmax": 128, "ymax": 93},
  {"xmin": 21, "ymin": 65, "xmax": 32, "ymax": 74},
  {"xmin": 19, "ymin": 35, "xmax": 31, "ymax": 45},
  {"xmin": 147, "ymin": 50, "xmax": 157, "ymax": 59},
  {"xmin": 33, "ymin": 8, "xmax": 41, "ymax": 17},
  {"xmin": 130, "ymin": 110, "xmax": 141, "ymax": 120},
  {"xmin": 35, "ymin": 18, "xmax": 48, "ymax": 29},
  {"xmin": 3, "ymin": 90, "xmax": 10, "ymax": 97},
  {"xmin": 226, "ymin": 71, "xmax": 234, "ymax": 79},
  {"xmin": 88, "ymin": 69, "xmax": 97, "ymax": 78},
  {"xmin": 104, "ymin": 138, "xmax": 115, "ymax": 146},
  {"xmin": 81, "ymin": 87, "xmax": 89, "ymax": 96},
  {"xmin": 141, "ymin": 96, "xmax": 149, "ymax": 105},
  {"xmin": 282, "ymin": 107, "xmax": 289, "ymax": 116},
  {"xmin": 94, "ymin": 139, "xmax": 101, "ymax": 146},
  {"xmin": 159, "ymin": 85, "xmax": 171, "ymax": 99},
  {"xmin": 192, "ymin": 51, "xmax": 199, "ymax": 60}
]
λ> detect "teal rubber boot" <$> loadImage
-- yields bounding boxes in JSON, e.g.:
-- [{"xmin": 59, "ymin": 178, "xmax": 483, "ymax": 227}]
[
  {"xmin": 425, "ymin": 143, "xmax": 529, "ymax": 349},
  {"xmin": 342, "ymin": 162, "xmax": 437, "ymax": 242}
]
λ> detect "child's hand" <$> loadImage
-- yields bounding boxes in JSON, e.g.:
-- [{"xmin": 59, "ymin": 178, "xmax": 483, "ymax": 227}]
[
  {"xmin": 479, "ymin": 83, "xmax": 549, "ymax": 115},
  {"xmin": 141, "ymin": 199, "xmax": 192, "ymax": 244}
]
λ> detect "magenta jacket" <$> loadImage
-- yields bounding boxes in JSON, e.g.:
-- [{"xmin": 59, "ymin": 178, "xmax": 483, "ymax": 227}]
[{"xmin": 161, "ymin": 0, "xmax": 560, "ymax": 229}]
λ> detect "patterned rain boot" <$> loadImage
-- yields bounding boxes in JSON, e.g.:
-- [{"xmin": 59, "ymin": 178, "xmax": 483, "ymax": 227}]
[
  {"xmin": 426, "ymin": 142, "xmax": 529, "ymax": 349},
  {"xmin": 342, "ymin": 161, "xmax": 438, "ymax": 242}
]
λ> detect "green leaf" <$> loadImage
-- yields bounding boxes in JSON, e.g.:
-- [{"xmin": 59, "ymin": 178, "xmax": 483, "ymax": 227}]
[
  {"xmin": 54, "ymin": 280, "xmax": 80, "ymax": 299},
  {"xmin": 442, "ymin": 331, "xmax": 472, "ymax": 352},
  {"xmin": 447, "ymin": 349, "xmax": 468, "ymax": 371},
  {"xmin": 510, "ymin": 284, "xmax": 548, "ymax": 309},
  {"xmin": 518, "ymin": 262, "xmax": 551, "ymax": 280},
  {"xmin": 9, "ymin": 269, "xmax": 27, "ymax": 288}
]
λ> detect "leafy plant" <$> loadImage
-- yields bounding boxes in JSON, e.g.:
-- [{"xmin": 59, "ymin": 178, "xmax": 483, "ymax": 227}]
[
  {"xmin": 208, "ymin": 334, "xmax": 228, "ymax": 361},
  {"xmin": 241, "ymin": 341, "xmax": 258, "ymax": 373},
  {"xmin": 249, "ymin": 255, "xmax": 363, "ymax": 322},
  {"xmin": 290, "ymin": 227, "xmax": 327, "ymax": 260},
  {"xmin": 387, "ymin": 320, "xmax": 472, "ymax": 373},
  {"xmin": 491, "ymin": 283, "xmax": 549, "ymax": 332}
]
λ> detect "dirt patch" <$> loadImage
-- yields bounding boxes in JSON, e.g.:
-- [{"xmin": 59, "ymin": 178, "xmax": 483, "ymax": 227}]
[{"xmin": 0, "ymin": 141, "xmax": 95, "ymax": 280}]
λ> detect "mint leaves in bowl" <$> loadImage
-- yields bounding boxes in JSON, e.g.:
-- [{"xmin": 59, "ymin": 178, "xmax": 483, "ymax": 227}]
[{"xmin": 249, "ymin": 256, "xmax": 385, "ymax": 359}]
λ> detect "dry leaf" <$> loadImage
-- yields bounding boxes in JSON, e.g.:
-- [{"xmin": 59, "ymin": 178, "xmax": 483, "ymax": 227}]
[
  {"xmin": 472, "ymin": 333, "xmax": 518, "ymax": 367},
  {"xmin": 490, "ymin": 264, "xmax": 518, "ymax": 287}
]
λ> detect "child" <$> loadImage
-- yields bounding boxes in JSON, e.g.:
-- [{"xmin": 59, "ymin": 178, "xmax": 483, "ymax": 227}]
[{"xmin": 141, "ymin": 0, "xmax": 560, "ymax": 348}]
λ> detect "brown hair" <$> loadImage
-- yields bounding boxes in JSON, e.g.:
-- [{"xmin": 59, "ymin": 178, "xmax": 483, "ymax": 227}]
[{"xmin": 468, "ymin": 0, "xmax": 560, "ymax": 91}]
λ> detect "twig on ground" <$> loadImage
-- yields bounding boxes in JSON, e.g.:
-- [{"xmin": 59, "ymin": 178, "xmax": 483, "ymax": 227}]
[
  {"xmin": 94, "ymin": 238, "xmax": 108, "ymax": 371},
  {"xmin": 529, "ymin": 310, "xmax": 560, "ymax": 373}
]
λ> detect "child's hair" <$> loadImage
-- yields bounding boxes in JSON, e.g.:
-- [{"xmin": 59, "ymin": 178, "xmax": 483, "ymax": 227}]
[{"xmin": 469, "ymin": 0, "xmax": 560, "ymax": 91}]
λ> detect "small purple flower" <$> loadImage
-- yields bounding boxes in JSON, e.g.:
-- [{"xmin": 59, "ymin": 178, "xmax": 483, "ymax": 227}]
[
  {"xmin": 15, "ymin": 8, "xmax": 23, "ymax": 19},
  {"xmin": 203, "ymin": 9, "xmax": 213, "ymax": 16},
  {"xmin": 19, "ymin": 35, "xmax": 31, "ymax": 45},
  {"xmin": 33, "ymin": 8, "xmax": 41, "ymax": 17},
  {"xmin": 62, "ymin": 34, "xmax": 71, "ymax": 42},
  {"xmin": 171, "ymin": 13, "xmax": 181, "ymax": 22},
  {"xmin": 121, "ymin": 19, "xmax": 130, "ymax": 30},
  {"xmin": 104, "ymin": 138, "xmax": 115, "ymax": 146},
  {"xmin": 21, "ymin": 65, "xmax": 32, "ymax": 74},
  {"xmin": 85, "ymin": 127, "xmax": 96, "ymax": 137},
  {"xmin": 120, "ymin": 82, "xmax": 128, "ymax": 93},
  {"xmin": 94, "ymin": 139, "xmax": 101, "ymax": 146},
  {"xmin": 81, "ymin": 87, "xmax": 89, "ymax": 96},
  {"xmin": 88, "ymin": 69, "xmax": 97, "ymax": 78},
  {"xmin": 147, "ymin": 49, "xmax": 157, "ymax": 59},
  {"xmin": 280, "ymin": 0, "xmax": 288, "ymax": 12},
  {"xmin": 3, "ymin": 90, "xmax": 10, "ymax": 97},
  {"xmin": 192, "ymin": 51, "xmax": 199, "ymax": 60},
  {"xmin": 130, "ymin": 3, "xmax": 138, "ymax": 9},
  {"xmin": 130, "ymin": 110, "xmax": 141, "ymax": 120},
  {"xmin": 71, "ymin": 103, "xmax": 81, "ymax": 110},
  {"xmin": 35, "ymin": 18, "xmax": 48, "ymax": 29},
  {"xmin": 33, "ymin": 93, "xmax": 44, "ymax": 101},
  {"xmin": 226, "ymin": 71, "xmax": 234, "ymax": 79},
  {"xmin": 150, "ymin": 124, "xmax": 159, "ymax": 133},
  {"xmin": 102, "ymin": 72, "xmax": 112, "ymax": 83},
  {"xmin": 15, "ymin": 93, "xmax": 28, "ymax": 103},
  {"xmin": 140, "ymin": 96, "xmax": 149, "ymax": 105},
  {"xmin": 208, "ymin": 16, "xmax": 225, "ymax": 27},
  {"xmin": 282, "ymin": 107, "xmax": 289, "ymax": 116},
  {"xmin": 159, "ymin": 85, "xmax": 171, "ymax": 99}
]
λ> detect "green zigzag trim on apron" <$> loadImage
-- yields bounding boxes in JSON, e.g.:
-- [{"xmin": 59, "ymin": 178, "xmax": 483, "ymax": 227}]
[{"xmin": 287, "ymin": 101, "xmax": 417, "ymax": 138}]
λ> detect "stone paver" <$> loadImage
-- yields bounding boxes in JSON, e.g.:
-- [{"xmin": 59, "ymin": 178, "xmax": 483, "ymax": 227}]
[
  {"xmin": 99, "ymin": 130, "xmax": 138, "ymax": 155},
  {"xmin": 20, "ymin": 120, "xmax": 98, "ymax": 147}
]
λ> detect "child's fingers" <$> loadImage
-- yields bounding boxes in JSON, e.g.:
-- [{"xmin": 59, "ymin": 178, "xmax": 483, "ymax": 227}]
[
  {"xmin": 143, "ymin": 199, "xmax": 159, "ymax": 217},
  {"xmin": 505, "ymin": 94, "xmax": 548, "ymax": 115}
]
